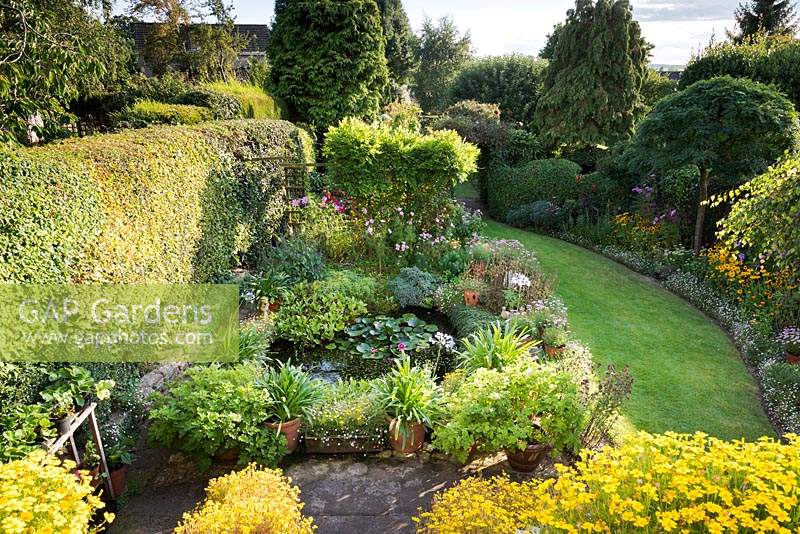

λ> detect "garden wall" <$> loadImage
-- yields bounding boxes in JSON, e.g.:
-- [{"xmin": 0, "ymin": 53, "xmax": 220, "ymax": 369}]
[{"xmin": 0, "ymin": 119, "xmax": 314, "ymax": 284}]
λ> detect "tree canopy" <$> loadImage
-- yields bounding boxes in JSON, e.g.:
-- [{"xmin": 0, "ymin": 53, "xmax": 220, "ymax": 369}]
[
  {"xmin": 731, "ymin": 0, "xmax": 799, "ymax": 40},
  {"xmin": 538, "ymin": 23, "xmax": 563, "ymax": 60},
  {"xmin": 268, "ymin": 0, "xmax": 389, "ymax": 132},
  {"xmin": 376, "ymin": 0, "xmax": 416, "ymax": 90},
  {"xmin": 412, "ymin": 16, "xmax": 472, "ymax": 113},
  {"xmin": 535, "ymin": 0, "xmax": 651, "ymax": 150},
  {"xmin": 625, "ymin": 76, "xmax": 800, "ymax": 253}
]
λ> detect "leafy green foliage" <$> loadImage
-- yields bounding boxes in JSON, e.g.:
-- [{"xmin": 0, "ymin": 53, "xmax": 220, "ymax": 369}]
[
  {"xmin": 714, "ymin": 153, "xmax": 800, "ymax": 282},
  {"xmin": 237, "ymin": 324, "xmax": 272, "ymax": 363},
  {"xmin": 111, "ymin": 100, "xmax": 213, "ymax": 127},
  {"xmin": 388, "ymin": 268, "xmax": 442, "ymax": 308},
  {"xmin": 538, "ymin": 22, "xmax": 564, "ymax": 60},
  {"xmin": 457, "ymin": 323, "xmax": 537, "ymax": 372},
  {"xmin": 680, "ymin": 35, "xmax": 800, "ymax": 108},
  {"xmin": 323, "ymin": 118, "xmax": 479, "ymax": 221},
  {"xmin": 268, "ymin": 0, "xmax": 389, "ymax": 131},
  {"xmin": 304, "ymin": 379, "xmax": 386, "ymax": 439},
  {"xmin": 0, "ymin": 403, "xmax": 56, "ymax": 462},
  {"xmin": 433, "ymin": 362, "xmax": 586, "ymax": 462},
  {"xmin": 376, "ymin": 0, "xmax": 417, "ymax": 89},
  {"xmin": 732, "ymin": 0, "xmax": 799, "ymax": 40},
  {"xmin": 626, "ymin": 76, "xmax": 799, "ymax": 252},
  {"xmin": 256, "ymin": 362, "xmax": 323, "ymax": 422},
  {"xmin": 535, "ymin": 0, "xmax": 650, "ymax": 149},
  {"xmin": 506, "ymin": 201, "xmax": 564, "ymax": 231},
  {"xmin": 334, "ymin": 314, "xmax": 439, "ymax": 361},
  {"xmin": 148, "ymin": 365, "xmax": 286, "ymax": 470},
  {"xmin": 40, "ymin": 366, "xmax": 114, "ymax": 418},
  {"xmin": 0, "ymin": 119, "xmax": 313, "ymax": 284},
  {"xmin": 201, "ymin": 81, "xmax": 286, "ymax": 119},
  {"xmin": 412, "ymin": 16, "xmax": 472, "ymax": 112},
  {"xmin": 447, "ymin": 305, "xmax": 501, "ymax": 339},
  {"xmin": 487, "ymin": 158, "xmax": 582, "ymax": 219},
  {"xmin": 374, "ymin": 357, "xmax": 442, "ymax": 438},
  {"xmin": 542, "ymin": 326, "xmax": 569, "ymax": 348},
  {"xmin": 640, "ymin": 68, "xmax": 678, "ymax": 110},
  {"xmin": 448, "ymin": 55, "xmax": 548, "ymax": 127},
  {"xmin": 265, "ymin": 239, "xmax": 325, "ymax": 285}
]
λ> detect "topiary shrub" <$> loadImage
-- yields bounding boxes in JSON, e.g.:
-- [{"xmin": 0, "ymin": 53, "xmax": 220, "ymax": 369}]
[
  {"xmin": 448, "ymin": 55, "xmax": 548, "ymax": 127},
  {"xmin": 388, "ymin": 267, "xmax": 441, "ymax": 308},
  {"xmin": 0, "ymin": 119, "xmax": 314, "ymax": 284},
  {"xmin": 110, "ymin": 99, "xmax": 213, "ymax": 128},
  {"xmin": 487, "ymin": 158, "xmax": 581, "ymax": 219},
  {"xmin": 175, "ymin": 464, "xmax": 315, "ymax": 533},
  {"xmin": 201, "ymin": 81, "xmax": 286, "ymax": 120}
]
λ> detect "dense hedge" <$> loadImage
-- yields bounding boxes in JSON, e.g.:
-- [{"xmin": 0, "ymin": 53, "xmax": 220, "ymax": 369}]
[
  {"xmin": 487, "ymin": 159, "xmax": 582, "ymax": 219},
  {"xmin": 111, "ymin": 100, "xmax": 213, "ymax": 128},
  {"xmin": 202, "ymin": 81, "xmax": 287, "ymax": 120},
  {"xmin": 323, "ymin": 118, "xmax": 479, "ymax": 220},
  {"xmin": 0, "ymin": 119, "xmax": 313, "ymax": 284}
]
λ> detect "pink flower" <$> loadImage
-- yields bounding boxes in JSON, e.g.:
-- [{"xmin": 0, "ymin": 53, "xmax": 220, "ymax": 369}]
[{"xmin": 397, "ymin": 342, "xmax": 407, "ymax": 351}]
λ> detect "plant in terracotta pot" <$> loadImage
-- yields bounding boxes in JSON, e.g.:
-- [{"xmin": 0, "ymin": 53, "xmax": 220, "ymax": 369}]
[
  {"xmin": 457, "ymin": 322, "xmax": 537, "ymax": 372},
  {"xmin": 778, "ymin": 327, "xmax": 800, "ymax": 365},
  {"xmin": 432, "ymin": 361, "xmax": 585, "ymax": 469},
  {"xmin": 245, "ymin": 270, "xmax": 292, "ymax": 315},
  {"xmin": 374, "ymin": 356, "xmax": 441, "ymax": 453},
  {"xmin": 40, "ymin": 366, "xmax": 115, "ymax": 434},
  {"xmin": 458, "ymin": 276, "xmax": 487, "ymax": 307},
  {"xmin": 257, "ymin": 362, "xmax": 323, "ymax": 453},
  {"xmin": 469, "ymin": 242, "xmax": 493, "ymax": 278},
  {"xmin": 105, "ymin": 438, "xmax": 135, "ymax": 497},
  {"xmin": 542, "ymin": 326, "xmax": 568, "ymax": 357}
]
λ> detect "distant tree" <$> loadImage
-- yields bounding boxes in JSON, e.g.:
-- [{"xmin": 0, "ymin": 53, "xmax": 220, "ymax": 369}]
[
  {"xmin": 625, "ymin": 76, "xmax": 799, "ymax": 254},
  {"xmin": 731, "ymin": 0, "xmax": 799, "ymax": 40},
  {"xmin": 640, "ymin": 68, "xmax": 677, "ymax": 110},
  {"xmin": 448, "ymin": 55, "xmax": 548, "ymax": 127},
  {"xmin": 268, "ymin": 0, "xmax": 389, "ymax": 131},
  {"xmin": 376, "ymin": 0, "xmax": 416, "ymax": 90},
  {"xmin": 129, "ymin": 0, "xmax": 191, "ymax": 75},
  {"xmin": 535, "ymin": 0, "xmax": 651, "ymax": 150},
  {"xmin": 538, "ymin": 22, "xmax": 563, "ymax": 60},
  {"xmin": 412, "ymin": 16, "xmax": 472, "ymax": 112}
]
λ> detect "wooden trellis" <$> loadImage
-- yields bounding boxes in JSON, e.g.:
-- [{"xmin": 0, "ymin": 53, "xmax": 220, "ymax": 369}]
[{"xmin": 46, "ymin": 403, "xmax": 115, "ymax": 500}]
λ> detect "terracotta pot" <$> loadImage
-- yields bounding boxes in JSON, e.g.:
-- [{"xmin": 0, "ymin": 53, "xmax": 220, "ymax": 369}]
[
  {"xmin": 388, "ymin": 418, "xmax": 425, "ymax": 453},
  {"xmin": 786, "ymin": 352, "xmax": 799, "ymax": 365},
  {"xmin": 54, "ymin": 414, "xmax": 75, "ymax": 435},
  {"xmin": 268, "ymin": 299, "xmax": 282, "ymax": 312},
  {"xmin": 267, "ymin": 418, "xmax": 302, "ymax": 453},
  {"xmin": 463, "ymin": 290, "xmax": 480, "ymax": 307},
  {"xmin": 213, "ymin": 448, "xmax": 240, "ymax": 465},
  {"xmin": 109, "ymin": 466, "xmax": 128, "ymax": 497},
  {"xmin": 544, "ymin": 345, "xmax": 565, "ymax": 358},
  {"xmin": 506, "ymin": 443, "xmax": 552, "ymax": 472}
]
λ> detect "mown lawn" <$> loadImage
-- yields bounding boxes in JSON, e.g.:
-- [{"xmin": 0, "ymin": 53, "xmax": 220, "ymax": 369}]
[{"xmin": 481, "ymin": 219, "xmax": 774, "ymax": 440}]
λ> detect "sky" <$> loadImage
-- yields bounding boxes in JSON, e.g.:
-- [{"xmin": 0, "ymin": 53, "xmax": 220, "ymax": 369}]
[{"xmin": 155, "ymin": 1, "xmax": 745, "ymax": 65}]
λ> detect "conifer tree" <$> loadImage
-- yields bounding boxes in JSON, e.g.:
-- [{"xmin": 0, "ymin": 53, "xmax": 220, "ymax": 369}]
[
  {"xmin": 732, "ymin": 0, "xmax": 799, "ymax": 39},
  {"xmin": 376, "ymin": 0, "xmax": 416, "ymax": 89}
]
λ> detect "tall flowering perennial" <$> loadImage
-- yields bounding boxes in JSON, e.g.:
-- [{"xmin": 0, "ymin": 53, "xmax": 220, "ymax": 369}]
[
  {"xmin": 777, "ymin": 326, "xmax": 800, "ymax": 354},
  {"xmin": 176, "ymin": 464, "xmax": 315, "ymax": 533},
  {"xmin": 419, "ymin": 431, "xmax": 800, "ymax": 533},
  {"xmin": 0, "ymin": 450, "xmax": 113, "ymax": 534}
]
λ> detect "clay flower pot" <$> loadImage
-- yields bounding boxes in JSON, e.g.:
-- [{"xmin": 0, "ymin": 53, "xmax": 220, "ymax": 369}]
[
  {"xmin": 544, "ymin": 345, "xmax": 565, "ymax": 358},
  {"xmin": 786, "ymin": 352, "xmax": 799, "ymax": 365},
  {"xmin": 213, "ymin": 448, "xmax": 240, "ymax": 465},
  {"xmin": 109, "ymin": 465, "xmax": 128, "ymax": 497},
  {"xmin": 268, "ymin": 299, "xmax": 282, "ymax": 313},
  {"xmin": 54, "ymin": 414, "xmax": 76, "ymax": 435},
  {"xmin": 267, "ymin": 418, "xmax": 302, "ymax": 453},
  {"xmin": 387, "ymin": 418, "xmax": 425, "ymax": 453},
  {"xmin": 463, "ymin": 290, "xmax": 480, "ymax": 307},
  {"xmin": 505, "ymin": 443, "xmax": 552, "ymax": 472}
]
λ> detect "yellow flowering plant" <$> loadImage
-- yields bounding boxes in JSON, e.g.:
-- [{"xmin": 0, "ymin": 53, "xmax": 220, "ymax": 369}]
[
  {"xmin": 175, "ymin": 464, "xmax": 315, "ymax": 533},
  {"xmin": 0, "ymin": 450, "xmax": 113, "ymax": 534},
  {"xmin": 417, "ymin": 431, "xmax": 800, "ymax": 533}
]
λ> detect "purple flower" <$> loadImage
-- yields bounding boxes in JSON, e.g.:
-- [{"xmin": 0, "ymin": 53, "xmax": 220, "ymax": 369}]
[
  {"xmin": 737, "ymin": 252, "xmax": 746, "ymax": 262},
  {"xmin": 290, "ymin": 196, "xmax": 309, "ymax": 208},
  {"xmin": 397, "ymin": 342, "xmax": 407, "ymax": 351}
]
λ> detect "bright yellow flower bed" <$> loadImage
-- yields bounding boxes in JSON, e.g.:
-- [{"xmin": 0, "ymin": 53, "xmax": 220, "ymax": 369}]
[
  {"xmin": 416, "ymin": 431, "xmax": 800, "ymax": 533},
  {"xmin": 0, "ymin": 450, "xmax": 112, "ymax": 534},
  {"xmin": 176, "ymin": 464, "xmax": 315, "ymax": 533}
]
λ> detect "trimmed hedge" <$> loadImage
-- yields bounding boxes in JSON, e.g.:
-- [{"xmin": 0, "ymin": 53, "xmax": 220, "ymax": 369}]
[
  {"xmin": 202, "ymin": 81, "xmax": 287, "ymax": 120},
  {"xmin": 487, "ymin": 158, "xmax": 582, "ymax": 219},
  {"xmin": 0, "ymin": 119, "xmax": 314, "ymax": 284},
  {"xmin": 111, "ymin": 100, "xmax": 213, "ymax": 128}
]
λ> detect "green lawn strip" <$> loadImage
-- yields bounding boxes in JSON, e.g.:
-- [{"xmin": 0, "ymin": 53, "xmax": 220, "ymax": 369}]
[{"xmin": 482, "ymin": 220, "xmax": 774, "ymax": 441}]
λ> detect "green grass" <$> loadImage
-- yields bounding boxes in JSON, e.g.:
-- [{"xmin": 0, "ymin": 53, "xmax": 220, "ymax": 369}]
[{"xmin": 482, "ymin": 220, "xmax": 774, "ymax": 441}]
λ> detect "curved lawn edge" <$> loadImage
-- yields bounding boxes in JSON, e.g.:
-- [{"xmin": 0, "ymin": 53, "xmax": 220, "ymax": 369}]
[{"xmin": 482, "ymin": 220, "xmax": 775, "ymax": 441}]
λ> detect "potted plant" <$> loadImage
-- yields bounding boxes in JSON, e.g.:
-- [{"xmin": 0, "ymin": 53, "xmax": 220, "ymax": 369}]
[
  {"xmin": 106, "ymin": 438, "xmax": 135, "ymax": 497},
  {"xmin": 542, "ymin": 327, "xmax": 568, "ymax": 357},
  {"xmin": 469, "ymin": 242, "xmax": 493, "ymax": 278},
  {"xmin": 245, "ymin": 270, "xmax": 292, "ymax": 315},
  {"xmin": 432, "ymin": 362, "xmax": 584, "ymax": 471},
  {"xmin": 778, "ymin": 327, "xmax": 800, "ymax": 365},
  {"xmin": 257, "ymin": 362, "xmax": 323, "ymax": 453},
  {"xmin": 459, "ymin": 277, "xmax": 487, "ymax": 307},
  {"xmin": 374, "ymin": 356, "xmax": 441, "ymax": 453},
  {"xmin": 79, "ymin": 441, "xmax": 102, "ymax": 489},
  {"xmin": 40, "ymin": 367, "xmax": 115, "ymax": 434}
]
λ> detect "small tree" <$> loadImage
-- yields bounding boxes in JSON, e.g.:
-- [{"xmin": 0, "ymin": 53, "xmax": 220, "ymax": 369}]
[
  {"xmin": 626, "ymin": 76, "xmax": 799, "ymax": 253},
  {"xmin": 535, "ymin": 0, "xmax": 650, "ymax": 149},
  {"xmin": 448, "ymin": 55, "xmax": 548, "ymax": 127},
  {"xmin": 268, "ymin": 0, "xmax": 389, "ymax": 131},
  {"xmin": 731, "ymin": 0, "xmax": 799, "ymax": 40},
  {"xmin": 412, "ymin": 16, "xmax": 472, "ymax": 113}
]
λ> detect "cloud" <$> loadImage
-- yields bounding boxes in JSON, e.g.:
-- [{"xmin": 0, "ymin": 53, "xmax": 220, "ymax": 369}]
[{"xmin": 633, "ymin": 0, "xmax": 739, "ymax": 22}]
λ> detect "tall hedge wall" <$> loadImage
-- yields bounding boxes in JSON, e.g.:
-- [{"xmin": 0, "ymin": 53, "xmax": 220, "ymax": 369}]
[
  {"xmin": 0, "ymin": 119, "xmax": 314, "ymax": 284},
  {"xmin": 487, "ymin": 159, "xmax": 582, "ymax": 220}
]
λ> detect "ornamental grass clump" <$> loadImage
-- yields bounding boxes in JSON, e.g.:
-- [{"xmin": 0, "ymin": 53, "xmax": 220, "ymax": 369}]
[
  {"xmin": 175, "ymin": 464, "xmax": 315, "ymax": 534},
  {"xmin": 419, "ymin": 431, "xmax": 800, "ymax": 533},
  {"xmin": 0, "ymin": 450, "xmax": 113, "ymax": 534}
]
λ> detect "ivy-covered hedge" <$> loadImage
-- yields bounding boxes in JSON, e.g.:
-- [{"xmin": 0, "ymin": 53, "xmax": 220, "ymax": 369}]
[
  {"xmin": 0, "ymin": 119, "xmax": 314, "ymax": 284},
  {"xmin": 487, "ymin": 158, "xmax": 582, "ymax": 219}
]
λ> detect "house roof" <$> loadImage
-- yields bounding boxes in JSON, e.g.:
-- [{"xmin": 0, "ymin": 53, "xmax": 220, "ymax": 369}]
[{"xmin": 131, "ymin": 21, "xmax": 270, "ymax": 54}]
